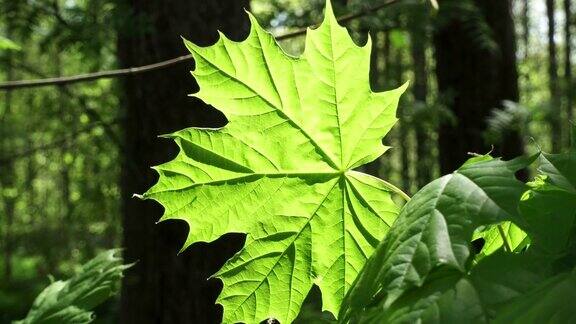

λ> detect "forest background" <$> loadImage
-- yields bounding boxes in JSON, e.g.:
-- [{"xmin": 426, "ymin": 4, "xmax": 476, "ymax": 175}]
[{"xmin": 0, "ymin": 0, "xmax": 574, "ymax": 322}]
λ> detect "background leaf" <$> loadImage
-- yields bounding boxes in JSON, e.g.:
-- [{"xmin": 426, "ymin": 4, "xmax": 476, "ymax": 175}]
[
  {"xmin": 472, "ymin": 222, "xmax": 529, "ymax": 261},
  {"xmin": 0, "ymin": 35, "xmax": 21, "ymax": 51},
  {"xmin": 15, "ymin": 250, "xmax": 130, "ymax": 324}
]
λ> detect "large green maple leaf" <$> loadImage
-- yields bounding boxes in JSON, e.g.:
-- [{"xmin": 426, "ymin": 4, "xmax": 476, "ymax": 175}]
[{"xmin": 143, "ymin": 1, "xmax": 407, "ymax": 323}]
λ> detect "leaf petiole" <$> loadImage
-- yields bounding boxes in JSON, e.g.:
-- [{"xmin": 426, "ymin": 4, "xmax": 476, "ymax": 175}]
[{"xmin": 380, "ymin": 179, "xmax": 411, "ymax": 201}]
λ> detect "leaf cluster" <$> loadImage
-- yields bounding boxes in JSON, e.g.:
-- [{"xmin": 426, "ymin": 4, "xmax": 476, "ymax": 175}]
[{"xmin": 339, "ymin": 127, "xmax": 576, "ymax": 323}]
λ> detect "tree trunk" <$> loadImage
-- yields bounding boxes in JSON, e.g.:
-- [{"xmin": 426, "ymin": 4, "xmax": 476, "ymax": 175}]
[
  {"xmin": 379, "ymin": 31, "xmax": 394, "ymax": 180},
  {"xmin": 547, "ymin": 0, "xmax": 562, "ymax": 151},
  {"xmin": 409, "ymin": 11, "xmax": 433, "ymax": 188},
  {"xmin": 0, "ymin": 125, "xmax": 16, "ymax": 282},
  {"xmin": 56, "ymin": 50, "xmax": 75, "ymax": 257},
  {"xmin": 0, "ymin": 23, "xmax": 16, "ymax": 282},
  {"xmin": 116, "ymin": 1, "xmax": 249, "ymax": 323},
  {"xmin": 434, "ymin": 0, "xmax": 525, "ymax": 175},
  {"xmin": 565, "ymin": 0, "xmax": 573, "ymax": 134},
  {"xmin": 394, "ymin": 43, "xmax": 411, "ymax": 193},
  {"xmin": 523, "ymin": 0, "xmax": 530, "ymax": 61}
]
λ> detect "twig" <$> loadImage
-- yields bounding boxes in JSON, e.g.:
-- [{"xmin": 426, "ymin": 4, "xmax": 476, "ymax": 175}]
[{"xmin": 5, "ymin": 59, "xmax": 124, "ymax": 148}]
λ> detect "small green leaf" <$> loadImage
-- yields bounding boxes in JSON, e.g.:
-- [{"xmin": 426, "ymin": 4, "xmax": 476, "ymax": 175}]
[
  {"xmin": 538, "ymin": 135, "xmax": 576, "ymax": 193},
  {"xmin": 520, "ymin": 180, "xmax": 576, "ymax": 255},
  {"xmin": 15, "ymin": 250, "xmax": 130, "ymax": 324},
  {"xmin": 472, "ymin": 222, "xmax": 528, "ymax": 260},
  {"xmin": 520, "ymin": 141, "xmax": 576, "ymax": 257},
  {"xmin": 0, "ymin": 35, "xmax": 21, "ymax": 51}
]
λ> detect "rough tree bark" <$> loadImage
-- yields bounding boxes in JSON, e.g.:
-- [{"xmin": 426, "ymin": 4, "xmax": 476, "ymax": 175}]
[
  {"xmin": 547, "ymin": 0, "xmax": 562, "ymax": 151},
  {"xmin": 434, "ymin": 0, "xmax": 525, "ymax": 175},
  {"xmin": 116, "ymin": 1, "xmax": 249, "ymax": 323}
]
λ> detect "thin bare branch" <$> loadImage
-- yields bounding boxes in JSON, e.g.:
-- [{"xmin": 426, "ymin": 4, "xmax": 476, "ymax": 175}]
[{"xmin": 4, "ymin": 59, "xmax": 124, "ymax": 148}]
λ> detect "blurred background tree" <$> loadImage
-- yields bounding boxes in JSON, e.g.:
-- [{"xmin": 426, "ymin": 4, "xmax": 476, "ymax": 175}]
[
  {"xmin": 0, "ymin": 0, "xmax": 573, "ymax": 322},
  {"xmin": 115, "ymin": 0, "xmax": 248, "ymax": 322}
]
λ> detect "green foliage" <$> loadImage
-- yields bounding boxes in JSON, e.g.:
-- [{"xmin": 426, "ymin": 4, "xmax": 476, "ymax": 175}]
[
  {"xmin": 4, "ymin": 0, "xmax": 576, "ymax": 323},
  {"xmin": 0, "ymin": 0, "xmax": 121, "ymax": 318},
  {"xmin": 14, "ymin": 250, "xmax": 130, "ymax": 324},
  {"xmin": 339, "ymin": 154, "xmax": 533, "ymax": 322},
  {"xmin": 0, "ymin": 35, "xmax": 20, "ymax": 51},
  {"xmin": 485, "ymin": 100, "xmax": 530, "ymax": 145},
  {"xmin": 433, "ymin": 0, "xmax": 498, "ymax": 53},
  {"xmin": 339, "ymin": 127, "xmax": 576, "ymax": 323},
  {"xmin": 492, "ymin": 269, "xmax": 576, "ymax": 323},
  {"xmin": 143, "ymin": 1, "xmax": 408, "ymax": 323},
  {"xmin": 472, "ymin": 222, "xmax": 528, "ymax": 261}
]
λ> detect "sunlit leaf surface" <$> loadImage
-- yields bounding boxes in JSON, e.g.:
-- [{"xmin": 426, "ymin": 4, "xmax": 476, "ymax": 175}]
[{"xmin": 143, "ymin": 1, "xmax": 407, "ymax": 322}]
